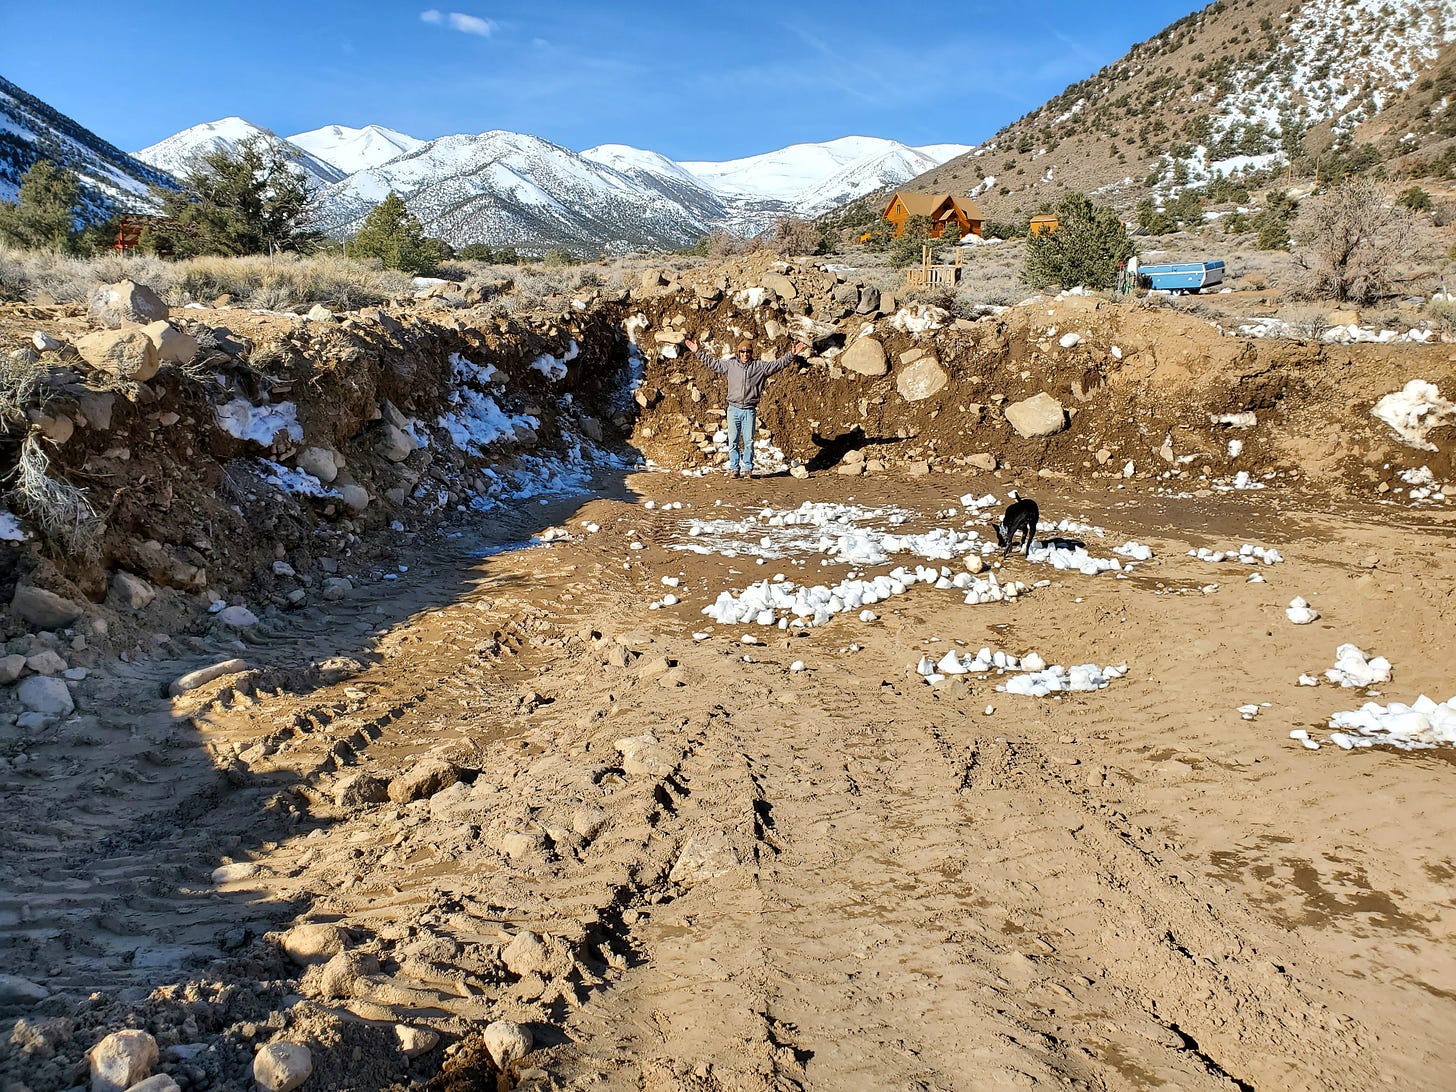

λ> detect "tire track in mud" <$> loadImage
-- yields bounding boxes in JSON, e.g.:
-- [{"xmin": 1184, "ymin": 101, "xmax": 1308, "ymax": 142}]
[{"xmin": 543, "ymin": 638, "xmax": 1384, "ymax": 1091}]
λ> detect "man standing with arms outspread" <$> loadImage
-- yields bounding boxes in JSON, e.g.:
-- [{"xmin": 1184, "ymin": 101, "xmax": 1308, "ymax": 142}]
[{"xmin": 683, "ymin": 337, "xmax": 808, "ymax": 478}]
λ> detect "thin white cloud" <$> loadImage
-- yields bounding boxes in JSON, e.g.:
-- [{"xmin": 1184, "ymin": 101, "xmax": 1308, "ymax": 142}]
[
  {"xmin": 419, "ymin": 9, "xmax": 443, "ymax": 24},
  {"xmin": 448, "ymin": 12, "xmax": 495, "ymax": 36}
]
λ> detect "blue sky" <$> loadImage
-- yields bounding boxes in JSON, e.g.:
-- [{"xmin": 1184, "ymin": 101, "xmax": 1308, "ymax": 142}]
[{"xmin": 2, "ymin": 1, "xmax": 1203, "ymax": 159}]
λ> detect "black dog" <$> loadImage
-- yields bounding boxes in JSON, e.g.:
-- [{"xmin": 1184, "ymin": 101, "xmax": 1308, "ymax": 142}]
[{"xmin": 996, "ymin": 498, "xmax": 1039, "ymax": 558}]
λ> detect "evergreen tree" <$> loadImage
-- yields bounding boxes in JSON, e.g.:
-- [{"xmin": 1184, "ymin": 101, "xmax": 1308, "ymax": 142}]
[
  {"xmin": 887, "ymin": 214, "xmax": 936, "ymax": 267},
  {"xmin": 0, "ymin": 159, "xmax": 86, "ymax": 253},
  {"xmin": 156, "ymin": 136, "xmax": 319, "ymax": 257},
  {"xmin": 350, "ymin": 192, "xmax": 440, "ymax": 275},
  {"xmin": 1022, "ymin": 193, "xmax": 1133, "ymax": 290}
]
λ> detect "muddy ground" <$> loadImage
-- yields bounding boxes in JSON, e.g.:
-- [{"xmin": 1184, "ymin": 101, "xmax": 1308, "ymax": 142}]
[{"xmin": 3, "ymin": 462, "xmax": 1454, "ymax": 1091}]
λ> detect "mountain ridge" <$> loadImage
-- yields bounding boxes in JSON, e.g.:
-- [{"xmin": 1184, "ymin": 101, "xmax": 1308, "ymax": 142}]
[
  {"xmin": 0, "ymin": 74, "xmax": 175, "ymax": 217},
  {"xmin": 891, "ymin": 0, "xmax": 1456, "ymax": 222}
]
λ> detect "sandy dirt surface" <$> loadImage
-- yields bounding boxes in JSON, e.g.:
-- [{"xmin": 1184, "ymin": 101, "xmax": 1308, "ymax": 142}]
[{"xmin": 3, "ymin": 465, "xmax": 1454, "ymax": 1091}]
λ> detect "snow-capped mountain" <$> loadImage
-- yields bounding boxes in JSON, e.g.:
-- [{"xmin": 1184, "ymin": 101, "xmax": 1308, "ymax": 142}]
[
  {"xmin": 310, "ymin": 131, "xmax": 725, "ymax": 254},
  {"xmin": 133, "ymin": 118, "xmax": 346, "ymax": 188},
  {"xmin": 680, "ymin": 136, "xmax": 971, "ymax": 204},
  {"xmin": 287, "ymin": 124, "xmax": 425, "ymax": 175},
  {"xmin": 0, "ymin": 75, "xmax": 175, "ymax": 216},
  {"xmin": 307, "ymin": 130, "xmax": 970, "ymax": 253}
]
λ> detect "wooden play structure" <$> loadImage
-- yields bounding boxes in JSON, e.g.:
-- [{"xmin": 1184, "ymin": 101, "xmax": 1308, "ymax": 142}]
[{"xmin": 904, "ymin": 244, "xmax": 963, "ymax": 289}]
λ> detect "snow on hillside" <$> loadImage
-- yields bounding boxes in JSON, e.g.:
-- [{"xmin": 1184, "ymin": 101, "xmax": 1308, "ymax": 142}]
[
  {"xmin": 580, "ymin": 144, "xmax": 707, "ymax": 188},
  {"xmin": 0, "ymin": 75, "xmax": 174, "ymax": 215},
  {"xmin": 794, "ymin": 145, "xmax": 975, "ymax": 217},
  {"xmin": 680, "ymin": 135, "xmax": 970, "ymax": 202},
  {"xmin": 310, "ymin": 130, "xmax": 719, "ymax": 254},
  {"xmin": 134, "ymin": 118, "xmax": 345, "ymax": 187},
  {"xmin": 287, "ymin": 124, "xmax": 424, "ymax": 174},
  {"xmin": 1211, "ymin": 0, "xmax": 1456, "ymax": 150}
]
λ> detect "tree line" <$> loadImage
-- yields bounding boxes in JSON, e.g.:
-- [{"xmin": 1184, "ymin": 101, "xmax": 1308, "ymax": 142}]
[{"xmin": 0, "ymin": 137, "xmax": 519, "ymax": 275}]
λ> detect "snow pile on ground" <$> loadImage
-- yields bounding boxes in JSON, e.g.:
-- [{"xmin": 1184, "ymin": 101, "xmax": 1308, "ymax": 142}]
[
  {"xmin": 704, "ymin": 563, "xmax": 1027, "ymax": 628},
  {"xmin": 1372, "ymin": 380, "xmax": 1456, "ymax": 451},
  {"xmin": 676, "ymin": 501, "xmax": 944, "ymax": 563},
  {"xmin": 257, "ymin": 459, "xmax": 340, "ymax": 499},
  {"xmin": 1189, "ymin": 544, "xmax": 1284, "ymax": 564},
  {"xmin": 530, "ymin": 349, "xmax": 570, "ymax": 382},
  {"xmin": 0, "ymin": 509, "xmax": 28, "ymax": 541},
  {"xmin": 1321, "ymin": 695, "xmax": 1456, "ymax": 750},
  {"xmin": 439, "ymin": 351, "xmax": 539, "ymax": 454},
  {"xmin": 439, "ymin": 392, "xmax": 537, "ymax": 455},
  {"xmin": 1233, "ymin": 320, "xmax": 1440, "ymax": 345},
  {"xmin": 1395, "ymin": 466, "xmax": 1449, "ymax": 504},
  {"xmin": 215, "ymin": 398, "xmax": 303, "ymax": 446},
  {"xmin": 1324, "ymin": 643, "xmax": 1393, "ymax": 688},
  {"xmin": 470, "ymin": 433, "xmax": 631, "ymax": 509},
  {"xmin": 449, "ymin": 351, "xmax": 499, "ymax": 384},
  {"xmin": 913, "ymin": 644, "xmax": 1126, "ymax": 693},
  {"xmin": 1023, "ymin": 540, "xmax": 1127, "ymax": 575},
  {"xmin": 887, "ymin": 305, "xmax": 948, "ymax": 333},
  {"xmin": 1001, "ymin": 662, "xmax": 1126, "ymax": 696},
  {"xmin": 1211, "ymin": 471, "xmax": 1267, "ymax": 492},
  {"xmin": 1112, "ymin": 541, "xmax": 1153, "ymax": 561},
  {"xmin": 1286, "ymin": 596, "xmax": 1320, "ymax": 624}
]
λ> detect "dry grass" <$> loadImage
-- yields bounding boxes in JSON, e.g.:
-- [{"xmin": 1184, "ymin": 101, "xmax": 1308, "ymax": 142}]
[
  {"xmin": 11, "ymin": 432, "xmax": 101, "ymax": 555},
  {"xmin": 0, "ymin": 248, "xmax": 416, "ymax": 311}
]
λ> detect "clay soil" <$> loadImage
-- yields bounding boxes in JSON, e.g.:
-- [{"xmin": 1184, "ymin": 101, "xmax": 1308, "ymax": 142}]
[{"xmin": 4, "ymin": 465, "xmax": 1454, "ymax": 1091}]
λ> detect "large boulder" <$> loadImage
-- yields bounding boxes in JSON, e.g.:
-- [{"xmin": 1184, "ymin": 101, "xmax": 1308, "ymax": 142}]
[
  {"xmin": 840, "ymin": 337, "xmax": 888, "ymax": 377},
  {"xmin": 377, "ymin": 423, "xmax": 414, "ymax": 463},
  {"xmin": 759, "ymin": 272, "xmax": 797, "ymax": 300},
  {"xmin": 18, "ymin": 676, "xmax": 74, "ymax": 716},
  {"xmin": 109, "ymin": 570, "xmax": 157, "ymax": 610},
  {"xmin": 141, "ymin": 320, "xmax": 198, "ymax": 365},
  {"xmin": 88, "ymin": 1029, "xmax": 158, "ymax": 1092},
  {"xmin": 11, "ymin": 585, "xmax": 84, "ymax": 629},
  {"xmin": 74, "ymin": 328, "xmax": 160, "ymax": 383},
  {"xmin": 295, "ymin": 446, "xmax": 340, "ymax": 484},
  {"xmin": 1005, "ymin": 393, "xmax": 1068, "ymax": 438},
  {"xmin": 388, "ymin": 758, "xmax": 460, "ymax": 804},
  {"xmin": 856, "ymin": 286, "xmax": 881, "ymax": 314},
  {"xmin": 897, "ymin": 357, "xmax": 948, "ymax": 402},
  {"xmin": 88, "ymin": 280, "xmax": 168, "ymax": 329},
  {"xmin": 252, "ymin": 1042, "xmax": 312, "ymax": 1092}
]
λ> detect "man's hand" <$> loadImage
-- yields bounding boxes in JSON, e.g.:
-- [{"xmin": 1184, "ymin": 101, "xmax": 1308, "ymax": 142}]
[
  {"xmin": 684, "ymin": 338, "xmax": 699, "ymax": 353},
  {"xmin": 792, "ymin": 341, "xmax": 809, "ymax": 356}
]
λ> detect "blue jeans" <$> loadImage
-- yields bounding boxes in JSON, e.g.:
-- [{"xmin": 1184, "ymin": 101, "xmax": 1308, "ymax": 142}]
[{"xmin": 726, "ymin": 405, "xmax": 756, "ymax": 472}]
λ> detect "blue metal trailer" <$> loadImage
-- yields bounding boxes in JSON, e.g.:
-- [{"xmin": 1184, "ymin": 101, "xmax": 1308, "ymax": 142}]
[{"xmin": 1137, "ymin": 260, "xmax": 1225, "ymax": 293}]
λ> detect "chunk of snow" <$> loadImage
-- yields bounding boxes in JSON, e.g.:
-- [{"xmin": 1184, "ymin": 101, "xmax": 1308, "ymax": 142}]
[{"xmin": 215, "ymin": 398, "xmax": 303, "ymax": 446}]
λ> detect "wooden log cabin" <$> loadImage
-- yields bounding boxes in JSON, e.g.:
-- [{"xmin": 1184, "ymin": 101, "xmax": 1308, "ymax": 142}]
[{"xmin": 883, "ymin": 193, "xmax": 982, "ymax": 239}]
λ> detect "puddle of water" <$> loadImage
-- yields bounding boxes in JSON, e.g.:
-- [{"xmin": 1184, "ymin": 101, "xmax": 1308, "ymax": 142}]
[{"xmin": 475, "ymin": 539, "xmax": 543, "ymax": 558}]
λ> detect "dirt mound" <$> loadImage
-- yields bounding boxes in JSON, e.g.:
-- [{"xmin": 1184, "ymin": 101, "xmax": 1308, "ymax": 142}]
[{"xmin": 621, "ymin": 261, "xmax": 1455, "ymax": 497}]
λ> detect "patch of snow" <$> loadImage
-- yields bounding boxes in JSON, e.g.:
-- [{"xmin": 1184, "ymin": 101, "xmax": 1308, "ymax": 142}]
[{"xmin": 214, "ymin": 398, "xmax": 303, "ymax": 446}]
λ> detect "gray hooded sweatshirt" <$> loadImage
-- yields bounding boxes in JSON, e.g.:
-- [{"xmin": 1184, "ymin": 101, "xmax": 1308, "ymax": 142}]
[{"xmin": 694, "ymin": 348, "xmax": 797, "ymax": 409}]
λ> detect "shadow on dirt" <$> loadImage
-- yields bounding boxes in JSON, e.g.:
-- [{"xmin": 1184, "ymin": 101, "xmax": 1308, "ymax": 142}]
[
  {"xmin": 806, "ymin": 426, "xmax": 904, "ymax": 472},
  {"xmin": 0, "ymin": 457, "xmax": 642, "ymax": 1088}
]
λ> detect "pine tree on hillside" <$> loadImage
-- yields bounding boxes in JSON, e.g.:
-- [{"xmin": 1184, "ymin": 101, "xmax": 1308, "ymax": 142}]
[
  {"xmin": 156, "ymin": 136, "xmax": 319, "ymax": 257},
  {"xmin": 0, "ymin": 159, "xmax": 87, "ymax": 254},
  {"xmin": 349, "ymin": 192, "xmax": 441, "ymax": 275},
  {"xmin": 1022, "ymin": 193, "xmax": 1133, "ymax": 291}
]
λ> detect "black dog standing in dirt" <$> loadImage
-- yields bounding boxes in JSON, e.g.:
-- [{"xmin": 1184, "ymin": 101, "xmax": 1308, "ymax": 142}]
[{"xmin": 996, "ymin": 498, "xmax": 1039, "ymax": 558}]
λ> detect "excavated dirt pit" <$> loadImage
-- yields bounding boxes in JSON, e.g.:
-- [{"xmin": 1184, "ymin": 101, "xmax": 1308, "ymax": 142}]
[
  {"xmin": 3, "ymin": 467, "xmax": 1456, "ymax": 1091},
  {"xmin": 3, "ymin": 260, "xmax": 1456, "ymax": 1090}
]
